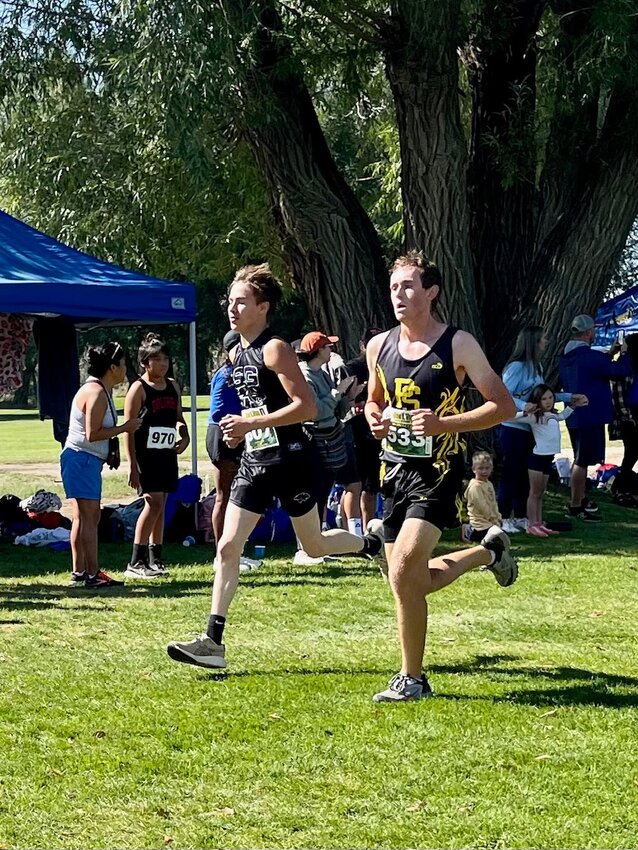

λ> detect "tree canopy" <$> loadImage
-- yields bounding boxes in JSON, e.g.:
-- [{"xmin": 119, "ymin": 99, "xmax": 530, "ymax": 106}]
[{"xmin": 1, "ymin": 0, "xmax": 637, "ymax": 371}]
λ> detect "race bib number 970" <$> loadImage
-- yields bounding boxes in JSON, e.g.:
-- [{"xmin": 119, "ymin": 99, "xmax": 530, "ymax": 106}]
[
  {"xmin": 382, "ymin": 408, "xmax": 432, "ymax": 458},
  {"xmin": 147, "ymin": 426, "xmax": 177, "ymax": 450},
  {"xmin": 243, "ymin": 406, "xmax": 280, "ymax": 453}
]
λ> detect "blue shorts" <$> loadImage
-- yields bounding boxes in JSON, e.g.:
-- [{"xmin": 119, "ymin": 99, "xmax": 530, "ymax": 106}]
[
  {"xmin": 567, "ymin": 425, "xmax": 605, "ymax": 468},
  {"xmin": 60, "ymin": 448, "xmax": 104, "ymax": 501}
]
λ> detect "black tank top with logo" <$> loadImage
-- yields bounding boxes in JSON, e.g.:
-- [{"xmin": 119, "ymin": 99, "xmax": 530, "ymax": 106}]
[
  {"xmin": 134, "ymin": 378, "xmax": 179, "ymax": 459},
  {"xmin": 231, "ymin": 327, "xmax": 307, "ymax": 466},
  {"xmin": 376, "ymin": 325, "xmax": 466, "ymax": 468}
]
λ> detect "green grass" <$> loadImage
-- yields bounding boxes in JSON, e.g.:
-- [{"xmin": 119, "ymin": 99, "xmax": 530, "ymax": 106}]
[
  {"xmin": 1, "ymin": 489, "xmax": 638, "ymax": 848},
  {"xmin": 0, "ymin": 400, "xmax": 212, "ymax": 467}
]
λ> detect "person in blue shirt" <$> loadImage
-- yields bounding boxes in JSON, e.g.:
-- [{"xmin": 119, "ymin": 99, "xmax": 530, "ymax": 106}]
[
  {"xmin": 559, "ymin": 314, "xmax": 631, "ymax": 521},
  {"xmin": 499, "ymin": 325, "xmax": 586, "ymax": 533},
  {"xmin": 206, "ymin": 330, "xmax": 243, "ymax": 545}
]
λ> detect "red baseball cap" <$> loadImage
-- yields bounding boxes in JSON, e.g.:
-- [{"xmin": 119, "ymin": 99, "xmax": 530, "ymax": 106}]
[{"xmin": 298, "ymin": 331, "xmax": 339, "ymax": 354}]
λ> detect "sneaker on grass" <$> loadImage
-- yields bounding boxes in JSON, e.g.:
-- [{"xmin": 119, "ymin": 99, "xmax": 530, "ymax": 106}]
[
  {"xmin": 124, "ymin": 561, "xmax": 164, "ymax": 579},
  {"xmin": 293, "ymin": 550, "xmax": 324, "ymax": 566},
  {"xmin": 166, "ymin": 634, "xmax": 226, "ymax": 669},
  {"xmin": 68, "ymin": 571, "xmax": 87, "ymax": 587},
  {"xmin": 85, "ymin": 570, "xmax": 124, "ymax": 588},
  {"xmin": 479, "ymin": 525, "xmax": 518, "ymax": 587},
  {"xmin": 566, "ymin": 506, "xmax": 602, "ymax": 522},
  {"xmin": 373, "ymin": 672, "xmax": 434, "ymax": 703}
]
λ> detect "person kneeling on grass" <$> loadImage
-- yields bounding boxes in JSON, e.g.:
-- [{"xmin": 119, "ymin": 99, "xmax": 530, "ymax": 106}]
[
  {"xmin": 461, "ymin": 451, "xmax": 502, "ymax": 543},
  {"xmin": 510, "ymin": 383, "xmax": 587, "ymax": 538},
  {"xmin": 124, "ymin": 334, "xmax": 190, "ymax": 578}
]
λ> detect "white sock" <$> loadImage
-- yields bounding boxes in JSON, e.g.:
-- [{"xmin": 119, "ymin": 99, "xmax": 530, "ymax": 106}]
[{"xmin": 348, "ymin": 517, "xmax": 363, "ymax": 537}]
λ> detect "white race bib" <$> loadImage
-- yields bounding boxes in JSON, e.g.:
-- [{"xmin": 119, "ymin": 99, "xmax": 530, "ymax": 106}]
[
  {"xmin": 382, "ymin": 408, "xmax": 432, "ymax": 458},
  {"xmin": 146, "ymin": 426, "xmax": 177, "ymax": 450},
  {"xmin": 243, "ymin": 406, "xmax": 280, "ymax": 453}
]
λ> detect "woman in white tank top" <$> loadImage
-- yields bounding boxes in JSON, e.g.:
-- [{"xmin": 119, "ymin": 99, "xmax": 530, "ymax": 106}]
[{"xmin": 60, "ymin": 342, "xmax": 142, "ymax": 588}]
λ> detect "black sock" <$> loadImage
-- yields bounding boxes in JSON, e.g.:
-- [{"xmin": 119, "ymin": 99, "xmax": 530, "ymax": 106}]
[
  {"xmin": 131, "ymin": 543, "xmax": 148, "ymax": 566},
  {"xmin": 148, "ymin": 543, "xmax": 162, "ymax": 565},
  {"xmin": 207, "ymin": 614, "xmax": 226, "ymax": 645},
  {"xmin": 361, "ymin": 532, "xmax": 382, "ymax": 558}
]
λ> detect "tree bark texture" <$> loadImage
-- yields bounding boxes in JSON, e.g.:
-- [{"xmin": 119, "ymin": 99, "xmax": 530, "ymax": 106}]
[
  {"xmin": 384, "ymin": 0, "xmax": 480, "ymax": 338},
  {"xmin": 218, "ymin": 0, "xmax": 392, "ymax": 357}
]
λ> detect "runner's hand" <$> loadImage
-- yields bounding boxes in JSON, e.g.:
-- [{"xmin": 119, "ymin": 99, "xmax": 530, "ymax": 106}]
[
  {"xmin": 220, "ymin": 414, "xmax": 252, "ymax": 442},
  {"xmin": 368, "ymin": 409, "xmax": 390, "ymax": 440},
  {"xmin": 411, "ymin": 408, "xmax": 443, "ymax": 436},
  {"xmin": 128, "ymin": 469, "xmax": 140, "ymax": 490}
]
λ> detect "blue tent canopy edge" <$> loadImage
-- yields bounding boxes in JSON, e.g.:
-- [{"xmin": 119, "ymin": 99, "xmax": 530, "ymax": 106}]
[{"xmin": 0, "ymin": 209, "xmax": 196, "ymax": 323}]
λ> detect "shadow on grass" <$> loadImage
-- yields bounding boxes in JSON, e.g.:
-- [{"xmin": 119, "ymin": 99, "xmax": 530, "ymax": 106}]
[
  {"xmin": 194, "ymin": 653, "xmax": 638, "ymax": 709},
  {"xmin": 427, "ymin": 653, "xmax": 638, "ymax": 709}
]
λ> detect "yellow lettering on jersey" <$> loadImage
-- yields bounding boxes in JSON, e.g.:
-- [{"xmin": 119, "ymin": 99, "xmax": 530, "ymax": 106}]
[{"xmin": 394, "ymin": 378, "xmax": 420, "ymax": 409}]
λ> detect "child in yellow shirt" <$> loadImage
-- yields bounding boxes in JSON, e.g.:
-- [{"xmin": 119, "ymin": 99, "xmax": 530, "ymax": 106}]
[{"xmin": 461, "ymin": 451, "xmax": 502, "ymax": 543}]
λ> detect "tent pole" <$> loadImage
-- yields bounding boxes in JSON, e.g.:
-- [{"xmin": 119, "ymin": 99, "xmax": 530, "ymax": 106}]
[{"xmin": 188, "ymin": 321, "xmax": 198, "ymax": 478}]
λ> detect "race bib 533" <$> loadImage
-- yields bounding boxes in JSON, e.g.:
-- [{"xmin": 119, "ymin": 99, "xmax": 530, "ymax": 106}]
[{"xmin": 382, "ymin": 408, "xmax": 432, "ymax": 458}]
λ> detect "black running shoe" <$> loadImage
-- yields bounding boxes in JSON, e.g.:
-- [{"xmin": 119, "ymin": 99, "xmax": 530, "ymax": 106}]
[
  {"xmin": 567, "ymin": 506, "xmax": 602, "ymax": 522},
  {"xmin": 85, "ymin": 569, "xmax": 125, "ymax": 588},
  {"xmin": 581, "ymin": 497, "xmax": 598, "ymax": 514}
]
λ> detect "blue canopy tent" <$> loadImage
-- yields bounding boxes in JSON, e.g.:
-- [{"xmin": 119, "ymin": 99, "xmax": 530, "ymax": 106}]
[
  {"xmin": 595, "ymin": 284, "xmax": 638, "ymax": 348},
  {"xmin": 0, "ymin": 210, "xmax": 200, "ymax": 473}
]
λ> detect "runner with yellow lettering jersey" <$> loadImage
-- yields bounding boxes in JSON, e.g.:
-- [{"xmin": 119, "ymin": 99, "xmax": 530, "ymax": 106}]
[{"xmin": 365, "ymin": 251, "xmax": 519, "ymax": 702}]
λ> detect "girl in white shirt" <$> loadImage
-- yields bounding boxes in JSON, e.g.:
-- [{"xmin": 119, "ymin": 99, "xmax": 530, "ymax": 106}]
[{"xmin": 512, "ymin": 384, "xmax": 587, "ymax": 537}]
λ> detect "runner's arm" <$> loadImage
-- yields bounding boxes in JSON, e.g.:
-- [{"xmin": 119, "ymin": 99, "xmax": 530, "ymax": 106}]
[
  {"xmin": 412, "ymin": 331, "xmax": 515, "ymax": 436},
  {"xmin": 364, "ymin": 331, "xmax": 391, "ymax": 440},
  {"xmin": 221, "ymin": 339, "xmax": 317, "ymax": 439}
]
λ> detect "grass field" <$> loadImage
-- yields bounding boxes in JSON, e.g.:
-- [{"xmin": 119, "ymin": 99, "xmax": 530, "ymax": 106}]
[
  {"xmin": 2, "ymin": 407, "xmax": 638, "ymax": 847},
  {"xmin": 1, "ymin": 487, "xmax": 638, "ymax": 848},
  {"xmin": 0, "ymin": 401, "xmax": 212, "ymax": 501}
]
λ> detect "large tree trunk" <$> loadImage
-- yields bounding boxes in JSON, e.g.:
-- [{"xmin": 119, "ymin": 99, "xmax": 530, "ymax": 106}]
[
  {"xmin": 218, "ymin": 0, "xmax": 392, "ymax": 357},
  {"xmin": 466, "ymin": 1, "xmax": 547, "ymax": 367},
  {"xmin": 383, "ymin": 0, "xmax": 480, "ymax": 338},
  {"xmin": 526, "ymin": 82, "xmax": 638, "ymax": 380}
]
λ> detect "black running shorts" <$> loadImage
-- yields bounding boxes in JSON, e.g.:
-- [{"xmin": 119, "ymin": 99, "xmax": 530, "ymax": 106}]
[
  {"xmin": 229, "ymin": 449, "xmax": 319, "ymax": 517},
  {"xmin": 137, "ymin": 450, "xmax": 179, "ymax": 494},
  {"xmin": 381, "ymin": 454, "xmax": 465, "ymax": 542},
  {"xmin": 206, "ymin": 423, "xmax": 243, "ymax": 466}
]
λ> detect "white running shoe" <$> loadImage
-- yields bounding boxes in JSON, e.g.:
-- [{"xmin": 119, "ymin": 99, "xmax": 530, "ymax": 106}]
[
  {"xmin": 501, "ymin": 519, "xmax": 520, "ymax": 534},
  {"xmin": 293, "ymin": 550, "xmax": 324, "ymax": 566},
  {"xmin": 124, "ymin": 561, "xmax": 164, "ymax": 579},
  {"xmin": 512, "ymin": 517, "xmax": 529, "ymax": 531}
]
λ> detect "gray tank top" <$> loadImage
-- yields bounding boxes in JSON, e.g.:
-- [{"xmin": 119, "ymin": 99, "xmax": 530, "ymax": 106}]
[{"xmin": 64, "ymin": 380, "xmax": 116, "ymax": 460}]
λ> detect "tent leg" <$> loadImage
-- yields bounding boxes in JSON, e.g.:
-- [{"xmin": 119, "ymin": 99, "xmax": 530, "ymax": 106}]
[{"xmin": 189, "ymin": 321, "xmax": 198, "ymax": 478}]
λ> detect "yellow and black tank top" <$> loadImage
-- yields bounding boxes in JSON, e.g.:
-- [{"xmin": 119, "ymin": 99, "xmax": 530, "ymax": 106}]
[{"xmin": 376, "ymin": 325, "xmax": 466, "ymax": 467}]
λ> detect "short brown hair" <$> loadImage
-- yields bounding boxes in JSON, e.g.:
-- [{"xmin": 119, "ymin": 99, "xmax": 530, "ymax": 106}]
[
  {"xmin": 230, "ymin": 263, "xmax": 282, "ymax": 314},
  {"xmin": 472, "ymin": 451, "xmax": 493, "ymax": 466},
  {"xmin": 391, "ymin": 251, "xmax": 442, "ymax": 308}
]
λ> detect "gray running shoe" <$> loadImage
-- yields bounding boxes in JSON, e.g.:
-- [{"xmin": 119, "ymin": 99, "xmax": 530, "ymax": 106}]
[
  {"xmin": 479, "ymin": 525, "xmax": 518, "ymax": 587},
  {"xmin": 166, "ymin": 634, "xmax": 227, "ymax": 669},
  {"xmin": 373, "ymin": 672, "xmax": 433, "ymax": 703},
  {"xmin": 124, "ymin": 561, "xmax": 163, "ymax": 579}
]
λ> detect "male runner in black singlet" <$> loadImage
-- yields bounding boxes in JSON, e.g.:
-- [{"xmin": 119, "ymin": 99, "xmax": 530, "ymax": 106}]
[
  {"xmin": 366, "ymin": 251, "xmax": 518, "ymax": 702},
  {"xmin": 167, "ymin": 264, "xmax": 383, "ymax": 670}
]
